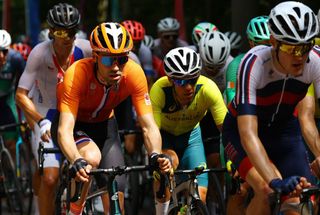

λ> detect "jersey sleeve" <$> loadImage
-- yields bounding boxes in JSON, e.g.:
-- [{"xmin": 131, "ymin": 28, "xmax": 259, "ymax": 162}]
[
  {"xmin": 126, "ymin": 60, "xmax": 153, "ymax": 116},
  {"xmin": 149, "ymin": 81, "xmax": 165, "ymax": 128},
  {"xmin": 17, "ymin": 45, "xmax": 42, "ymax": 90},
  {"xmin": 225, "ymin": 54, "xmax": 243, "ymax": 104},
  {"xmin": 235, "ymin": 53, "xmax": 260, "ymax": 116},
  {"xmin": 58, "ymin": 61, "xmax": 86, "ymax": 117},
  {"xmin": 204, "ymin": 79, "xmax": 228, "ymax": 126}
]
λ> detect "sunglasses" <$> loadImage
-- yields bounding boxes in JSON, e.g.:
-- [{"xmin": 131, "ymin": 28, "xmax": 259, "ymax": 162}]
[
  {"xmin": 163, "ymin": 34, "xmax": 178, "ymax": 40},
  {"xmin": 100, "ymin": 55, "xmax": 129, "ymax": 67},
  {"xmin": 53, "ymin": 29, "xmax": 77, "ymax": 39},
  {"xmin": 172, "ymin": 78, "xmax": 198, "ymax": 86},
  {"xmin": 279, "ymin": 42, "xmax": 313, "ymax": 57}
]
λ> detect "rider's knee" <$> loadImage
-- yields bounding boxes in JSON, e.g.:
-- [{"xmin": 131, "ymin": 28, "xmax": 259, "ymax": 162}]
[
  {"xmin": 162, "ymin": 149, "xmax": 179, "ymax": 169},
  {"xmin": 41, "ymin": 168, "xmax": 59, "ymax": 188},
  {"xmin": 82, "ymin": 149, "xmax": 101, "ymax": 168}
]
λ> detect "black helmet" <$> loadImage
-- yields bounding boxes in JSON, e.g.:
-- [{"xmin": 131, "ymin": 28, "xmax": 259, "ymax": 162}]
[{"xmin": 47, "ymin": 3, "xmax": 80, "ymax": 29}]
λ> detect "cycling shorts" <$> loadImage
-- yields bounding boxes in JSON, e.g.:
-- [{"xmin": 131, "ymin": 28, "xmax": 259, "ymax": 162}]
[
  {"xmin": 51, "ymin": 114, "xmax": 126, "ymax": 192},
  {"xmin": 161, "ymin": 126, "xmax": 208, "ymax": 187},
  {"xmin": 222, "ymin": 113, "xmax": 314, "ymax": 183},
  {"xmin": 200, "ymin": 112, "xmax": 221, "ymax": 156}
]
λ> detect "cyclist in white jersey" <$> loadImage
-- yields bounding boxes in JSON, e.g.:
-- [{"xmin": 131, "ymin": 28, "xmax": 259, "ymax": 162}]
[
  {"xmin": 152, "ymin": 17, "xmax": 188, "ymax": 79},
  {"xmin": 15, "ymin": 3, "xmax": 91, "ymax": 215}
]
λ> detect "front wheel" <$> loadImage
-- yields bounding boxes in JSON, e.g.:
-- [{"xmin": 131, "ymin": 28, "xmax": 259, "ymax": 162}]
[
  {"xmin": 1, "ymin": 149, "xmax": 24, "ymax": 214},
  {"xmin": 190, "ymin": 199, "xmax": 209, "ymax": 215}
]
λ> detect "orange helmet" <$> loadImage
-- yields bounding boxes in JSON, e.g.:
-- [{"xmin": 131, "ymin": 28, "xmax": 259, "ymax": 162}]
[
  {"xmin": 11, "ymin": 43, "xmax": 32, "ymax": 61},
  {"xmin": 90, "ymin": 22, "xmax": 133, "ymax": 55},
  {"xmin": 121, "ymin": 20, "xmax": 145, "ymax": 41}
]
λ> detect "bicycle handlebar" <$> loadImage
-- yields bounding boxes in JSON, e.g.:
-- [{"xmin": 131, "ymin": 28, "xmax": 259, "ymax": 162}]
[
  {"xmin": 0, "ymin": 121, "xmax": 28, "ymax": 132},
  {"xmin": 88, "ymin": 165, "xmax": 151, "ymax": 176},
  {"xmin": 173, "ymin": 167, "xmax": 227, "ymax": 176}
]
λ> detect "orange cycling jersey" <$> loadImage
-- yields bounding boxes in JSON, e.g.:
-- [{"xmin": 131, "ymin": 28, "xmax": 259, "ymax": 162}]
[{"xmin": 57, "ymin": 58, "xmax": 152, "ymax": 123}]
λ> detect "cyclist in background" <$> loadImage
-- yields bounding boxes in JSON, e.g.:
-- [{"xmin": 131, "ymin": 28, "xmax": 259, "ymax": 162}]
[
  {"xmin": 142, "ymin": 34, "xmax": 155, "ymax": 49},
  {"xmin": 152, "ymin": 17, "xmax": 188, "ymax": 78},
  {"xmin": 197, "ymin": 30, "xmax": 232, "ymax": 214},
  {"xmin": 189, "ymin": 21, "xmax": 218, "ymax": 51},
  {"xmin": 11, "ymin": 42, "xmax": 32, "ymax": 62},
  {"xmin": 222, "ymin": 2, "xmax": 320, "ymax": 214},
  {"xmin": 15, "ymin": 3, "xmax": 92, "ymax": 215},
  {"xmin": 75, "ymin": 30, "xmax": 87, "ymax": 39},
  {"xmin": 225, "ymin": 15, "xmax": 270, "ymax": 105},
  {"xmin": 38, "ymin": 28, "xmax": 50, "ymax": 43},
  {"xmin": 224, "ymin": 31, "xmax": 243, "ymax": 57},
  {"xmin": 0, "ymin": 29, "xmax": 25, "ymax": 160},
  {"xmin": 51, "ymin": 22, "xmax": 171, "ymax": 215},
  {"xmin": 122, "ymin": 20, "xmax": 155, "ymax": 89},
  {"xmin": 298, "ymin": 83, "xmax": 320, "ymax": 179},
  {"xmin": 224, "ymin": 15, "xmax": 271, "ymax": 215},
  {"xmin": 150, "ymin": 47, "xmax": 227, "ymax": 214}
]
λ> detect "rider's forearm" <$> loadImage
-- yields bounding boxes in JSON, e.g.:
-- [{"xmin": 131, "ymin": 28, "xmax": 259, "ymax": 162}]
[
  {"xmin": 142, "ymin": 125, "xmax": 162, "ymax": 155},
  {"xmin": 58, "ymin": 128, "xmax": 82, "ymax": 163},
  {"xmin": 16, "ymin": 88, "xmax": 43, "ymax": 123},
  {"xmin": 299, "ymin": 115, "xmax": 320, "ymax": 157}
]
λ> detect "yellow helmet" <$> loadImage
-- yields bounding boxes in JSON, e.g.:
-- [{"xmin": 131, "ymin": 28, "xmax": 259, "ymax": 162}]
[{"xmin": 90, "ymin": 22, "xmax": 133, "ymax": 55}]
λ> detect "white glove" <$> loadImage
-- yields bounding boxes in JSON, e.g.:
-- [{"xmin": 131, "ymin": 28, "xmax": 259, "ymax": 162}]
[{"xmin": 38, "ymin": 119, "xmax": 52, "ymax": 136}]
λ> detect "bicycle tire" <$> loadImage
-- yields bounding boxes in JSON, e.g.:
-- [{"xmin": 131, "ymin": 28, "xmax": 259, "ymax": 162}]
[
  {"xmin": 17, "ymin": 143, "xmax": 33, "ymax": 215},
  {"xmin": 190, "ymin": 199, "xmax": 209, "ymax": 215},
  {"xmin": 124, "ymin": 154, "xmax": 141, "ymax": 215},
  {"xmin": 167, "ymin": 206, "xmax": 181, "ymax": 215},
  {"xmin": 209, "ymin": 172, "xmax": 227, "ymax": 215},
  {"xmin": 1, "ymin": 149, "xmax": 24, "ymax": 215}
]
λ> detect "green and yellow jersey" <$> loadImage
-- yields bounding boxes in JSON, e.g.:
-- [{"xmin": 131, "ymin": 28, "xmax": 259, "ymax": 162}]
[{"xmin": 150, "ymin": 75, "xmax": 227, "ymax": 136}]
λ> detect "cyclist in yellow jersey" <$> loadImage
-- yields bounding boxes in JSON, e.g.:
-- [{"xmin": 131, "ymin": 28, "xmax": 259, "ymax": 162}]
[{"xmin": 150, "ymin": 47, "xmax": 227, "ymax": 214}]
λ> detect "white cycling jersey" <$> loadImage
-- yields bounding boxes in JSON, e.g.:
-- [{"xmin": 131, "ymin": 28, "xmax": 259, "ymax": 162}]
[
  {"xmin": 18, "ymin": 38, "xmax": 92, "ymax": 167},
  {"xmin": 138, "ymin": 43, "xmax": 153, "ymax": 72},
  {"xmin": 201, "ymin": 55, "xmax": 234, "ymax": 93}
]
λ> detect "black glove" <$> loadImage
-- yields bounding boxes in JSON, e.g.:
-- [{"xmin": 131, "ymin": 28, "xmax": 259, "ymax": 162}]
[
  {"xmin": 149, "ymin": 152, "xmax": 172, "ymax": 171},
  {"xmin": 69, "ymin": 158, "xmax": 88, "ymax": 178},
  {"xmin": 269, "ymin": 176, "xmax": 300, "ymax": 195}
]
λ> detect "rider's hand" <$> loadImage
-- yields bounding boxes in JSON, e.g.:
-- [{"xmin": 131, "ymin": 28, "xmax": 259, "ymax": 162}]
[
  {"xmin": 311, "ymin": 157, "xmax": 320, "ymax": 179},
  {"xmin": 149, "ymin": 153, "xmax": 172, "ymax": 174},
  {"xmin": 38, "ymin": 118, "xmax": 51, "ymax": 142},
  {"xmin": 69, "ymin": 158, "xmax": 92, "ymax": 182},
  {"xmin": 269, "ymin": 176, "xmax": 300, "ymax": 195}
]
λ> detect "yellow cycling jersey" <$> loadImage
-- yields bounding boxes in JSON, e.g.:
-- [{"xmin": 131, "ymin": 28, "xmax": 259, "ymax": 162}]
[
  {"xmin": 306, "ymin": 83, "xmax": 320, "ymax": 119},
  {"xmin": 150, "ymin": 75, "xmax": 227, "ymax": 136}
]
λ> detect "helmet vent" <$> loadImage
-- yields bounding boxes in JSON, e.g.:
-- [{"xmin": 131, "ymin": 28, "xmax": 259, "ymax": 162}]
[{"xmin": 293, "ymin": 7, "xmax": 301, "ymax": 18}]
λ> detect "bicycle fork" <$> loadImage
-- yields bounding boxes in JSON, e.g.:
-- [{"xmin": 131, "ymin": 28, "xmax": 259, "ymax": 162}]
[{"xmin": 108, "ymin": 176, "xmax": 122, "ymax": 215}]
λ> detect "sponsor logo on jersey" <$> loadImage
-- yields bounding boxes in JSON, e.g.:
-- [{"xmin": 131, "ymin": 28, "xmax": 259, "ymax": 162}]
[{"xmin": 144, "ymin": 93, "xmax": 151, "ymax": 105}]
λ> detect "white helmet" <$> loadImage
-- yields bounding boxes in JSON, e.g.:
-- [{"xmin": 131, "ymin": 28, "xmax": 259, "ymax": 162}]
[
  {"xmin": 224, "ymin": 31, "xmax": 242, "ymax": 49},
  {"xmin": 0, "ymin": 30, "xmax": 11, "ymax": 49},
  {"xmin": 199, "ymin": 31, "xmax": 231, "ymax": 66},
  {"xmin": 157, "ymin": 17, "xmax": 180, "ymax": 33},
  {"xmin": 192, "ymin": 22, "xmax": 218, "ymax": 45},
  {"xmin": 164, "ymin": 47, "xmax": 201, "ymax": 79},
  {"xmin": 76, "ymin": 30, "xmax": 87, "ymax": 39},
  {"xmin": 268, "ymin": 1, "xmax": 319, "ymax": 44},
  {"xmin": 38, "ymin": 28, "xmax": 50, "ymax": 43},
  {"xmin": 142, "ymin": 35, "xmax": 154, "ymax": 48}
]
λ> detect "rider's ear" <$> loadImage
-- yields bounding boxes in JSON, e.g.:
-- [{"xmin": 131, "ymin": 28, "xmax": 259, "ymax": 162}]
[{"xmin": 92, "ymin": 51, "xmax": 98, "ymax": 62}]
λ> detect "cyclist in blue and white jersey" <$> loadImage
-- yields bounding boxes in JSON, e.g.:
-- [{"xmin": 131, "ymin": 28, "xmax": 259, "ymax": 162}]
[{"xmin": 222, "ymin": 2, "xmax": 320, "ymax": 214}]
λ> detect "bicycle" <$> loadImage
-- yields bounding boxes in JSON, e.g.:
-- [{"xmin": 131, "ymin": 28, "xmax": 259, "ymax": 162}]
[
  {"xmin": 84, "ymin": 165, "xmax": 151, "ymax": 215},
  {"xmin": 118, "ymin": 129, "xmax": 152, "ymax": 215},
  {"xmin": 158, "ymin": 166, "xmax": 227, "ymax": 215},
  {"xmin": 269, "ymin": 186, "xmax": 320, "ymax": 215},
  {"xmin": 0, "ymin": 123, "xmax": 25, "ymax": 214},
  {"xmin": 15, "ymin": 122, "xmax": 33, "ymax": 215},
  {"xmin": 37, "ymin": 141, "xmax": 70, "ymax": 215}
]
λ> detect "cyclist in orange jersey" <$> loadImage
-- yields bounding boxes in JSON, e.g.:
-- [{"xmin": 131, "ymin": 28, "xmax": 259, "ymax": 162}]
[{"xmin": 51, "ymin": 22, "xmax": 171, "ymax": 215}]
